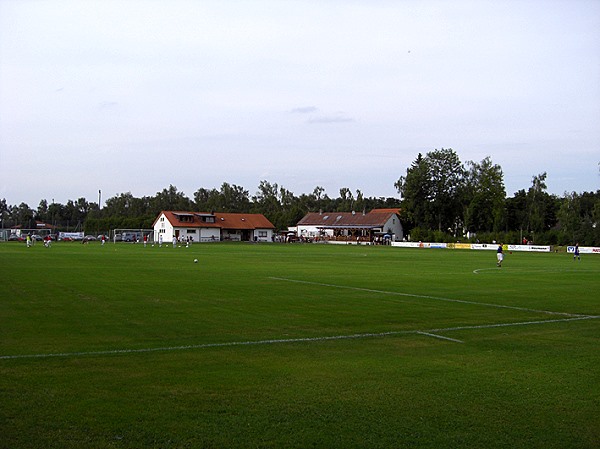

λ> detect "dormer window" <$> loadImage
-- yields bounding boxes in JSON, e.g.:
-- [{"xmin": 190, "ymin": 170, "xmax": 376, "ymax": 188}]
[{"xmin": 176, "ymin": 214, "xmax": 194, "ymax": 223}]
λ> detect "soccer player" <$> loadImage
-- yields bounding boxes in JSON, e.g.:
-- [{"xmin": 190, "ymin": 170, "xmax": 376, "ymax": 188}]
[
  {"xmin": 574, "ymin": 243, "xmax": 580, "ymax": 261},
  {"xmin": 496, "ymin": 243, "xmax": 504, "ymax": 267}
]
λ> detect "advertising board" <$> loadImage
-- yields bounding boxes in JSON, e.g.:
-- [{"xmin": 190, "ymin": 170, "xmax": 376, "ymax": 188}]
[
  {"xmin": 59, "ymin": 232, "xmax": 85, "ymax": 240},
  {"xmin": 567, "ymin": 246, "xmax": 600, "ymax": 254},
  {"xmin": 507, "ymin": 244, "xmax": 551, "ymax": 252}
]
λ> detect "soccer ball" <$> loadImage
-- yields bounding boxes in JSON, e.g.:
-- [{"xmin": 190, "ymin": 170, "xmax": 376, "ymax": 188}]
[{"xmin": 194, "ymin": 259, "xmax": 198, "ymax": 263}]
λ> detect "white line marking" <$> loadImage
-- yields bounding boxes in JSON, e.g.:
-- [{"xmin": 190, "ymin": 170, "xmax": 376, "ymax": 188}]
[
  {"xmin": 473, "ymin": 267, "xmax": 598, "ymax": 275},
  {"xmin": 427, "ymin": 315, "xmax": 599, "ymax": 333},
  {"xmin": 416, "ymin": 332, "xmax": 464, "ymax": 343},
  {"xmin": 473, "ymin": 267, "xmax": 502, "ymax": 274},
  {"xmin": 1, "ymin": 316, "xmax": 596, "ymax": 361},
  {"xmin": 268, "ymin": 277, "xmax": 587, "ymax": 317}
]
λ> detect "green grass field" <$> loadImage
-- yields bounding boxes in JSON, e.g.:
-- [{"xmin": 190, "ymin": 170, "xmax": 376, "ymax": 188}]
[{"xmin": 1, "ymin": 241, "xmax": 599, "ymax": 448}]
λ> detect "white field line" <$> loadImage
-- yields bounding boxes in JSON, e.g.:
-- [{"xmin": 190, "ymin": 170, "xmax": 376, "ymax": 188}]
[
  {"xmin": 473, "ymin": 267, "xmax": 598, "ymax": 275},
  {"xmin": 1, "ymin": 316, "xmax": 597, "ymax": 361},
  {"xmin": 416, "ymin": 332, "xmax": 464, "ymax": 343},
  {"xmin": 427, "ymin": 315, "xmax": 599, "ymax": 332},
  {"xmin": 268, "ymin": 277, "xmax": 587, "ymax": 318}
]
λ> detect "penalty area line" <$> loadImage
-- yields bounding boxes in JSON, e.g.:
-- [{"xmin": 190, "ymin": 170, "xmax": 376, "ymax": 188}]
[{"xmin": 0, "ymin": 316, "xmax": 597, "ymax": 361}]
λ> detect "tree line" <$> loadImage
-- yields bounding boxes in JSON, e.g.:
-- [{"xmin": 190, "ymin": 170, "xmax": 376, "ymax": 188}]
[
  {"xmin": 1, "ymin": 148, "xmax": 598, "ymax": 245},
  {"xmin": 396, "ymin": 149, "xmax": 599, "ymax": 245},
  {"xmin": 0, "ymin": 183, "xmax": 399, "ymax": 238}
]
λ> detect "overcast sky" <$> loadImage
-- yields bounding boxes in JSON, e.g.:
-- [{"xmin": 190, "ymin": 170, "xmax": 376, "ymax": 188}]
[{"xmin": 1, "ymin": 0, "xmax": 599, "ymax": 208}]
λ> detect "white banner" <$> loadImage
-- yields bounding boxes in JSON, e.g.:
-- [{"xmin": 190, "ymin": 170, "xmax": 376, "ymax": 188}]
[
  {"xmin": 392, "ymin": 242, "xmax": 431, "ymax": 248},
  {"xmin": 507, "ymin": 244, "xmax": 551, "ymax": 253},
  {"xmin": 392, "ymin": 242, "xmax": 552, "ymax": 252},
  {"xmin": 471, "ymin": 243, "xmax": 499, "ymax": 251},
  {"xmin": 59, "ymin": 232, "xmax": 84, "ymax": 240},
  {"xmin": 567, "ymin": 246, "xmax": 600, "ymax": 254}
]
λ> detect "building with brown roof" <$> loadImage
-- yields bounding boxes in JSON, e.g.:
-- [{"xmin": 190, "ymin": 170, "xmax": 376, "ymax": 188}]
[
  {"xmin": 153, "ymin": 211, "xmax": 275, "ymax": 243},
  {"xmin": 296, "ymin": 209, "xmax": 403, "ymax": 243}
]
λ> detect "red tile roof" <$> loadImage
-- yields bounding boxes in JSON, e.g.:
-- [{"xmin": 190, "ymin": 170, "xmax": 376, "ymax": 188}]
[
  {"xmin": 297, "ymin": 210, "xmax": 399, "ymax": 228},
  {"xmin": 155, "ymin": 211, "xmax": 275, "ymax": 230}
]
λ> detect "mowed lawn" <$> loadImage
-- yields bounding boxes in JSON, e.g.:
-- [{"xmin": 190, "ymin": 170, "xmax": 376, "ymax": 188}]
[{"xmin": 1, "ymin": 241, "xmax": 598, "ymax": 448}]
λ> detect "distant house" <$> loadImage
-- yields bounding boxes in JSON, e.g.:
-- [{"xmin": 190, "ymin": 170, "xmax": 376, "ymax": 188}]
[
  {"xmin": 153, "ymin": 211, "xmax": 275, "ymax": 243},
  {"xmin": 35, "ymin": 221, "xmax": 55, "ymax": 230},
  {"xmin": 296, "ymin": 209, "xmax": 403, "ymax": 242}
]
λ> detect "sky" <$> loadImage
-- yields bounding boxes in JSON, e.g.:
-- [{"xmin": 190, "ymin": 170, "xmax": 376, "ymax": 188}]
[{"xmin": 1, "ymin": 0, "xmax": 599, "ymax": 208}]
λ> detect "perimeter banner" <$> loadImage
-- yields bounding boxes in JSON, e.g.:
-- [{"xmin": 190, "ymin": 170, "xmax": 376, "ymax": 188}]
[
  {"xmin": 59, "ymin": 232, "xmax": 85, "ymax": 240},
  {"xmin": 567, "ymin": 246, "xmax": 600, "ymax": 254},
  {"xmin": 471, "ymin": 243, "xmax": 499, "ymax": 251},
  {"xmin": 392, "ymin": 242, "xmax": 553, "ymax": 252},
  {"xmin": 453, "ymin": 243, "xmax": 472, "ymax": 250},
  {"xmin": 506, "ymin": 244, "xmax": 551, "ymax": 253}
]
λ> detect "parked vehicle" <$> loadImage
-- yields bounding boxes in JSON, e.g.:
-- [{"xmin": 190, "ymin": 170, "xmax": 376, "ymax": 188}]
[{"xmin": 122, "ymin": 232, "xmax": 141, "ymax": 242}]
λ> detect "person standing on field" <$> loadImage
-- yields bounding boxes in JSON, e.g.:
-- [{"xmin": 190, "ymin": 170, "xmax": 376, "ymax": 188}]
[
  {"xmin": 574, "ymin": 243, "xmax": 581, "ymax": 261},
  {"xmin": 496, "ymin": 243, "xmax": 504, "ymax": 267}
]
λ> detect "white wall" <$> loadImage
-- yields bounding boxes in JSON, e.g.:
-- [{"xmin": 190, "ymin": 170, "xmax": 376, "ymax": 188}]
[
  {"xmin": 254, "ymin": 229, "xmax": 273, "ymax": 242},
  {"xmin": 154, "ymin": 213, "xmax": 173, "ymax": 243},
  {"xmin": 382, "ymin": 216, "xmax": 403, "ymax": 241}
]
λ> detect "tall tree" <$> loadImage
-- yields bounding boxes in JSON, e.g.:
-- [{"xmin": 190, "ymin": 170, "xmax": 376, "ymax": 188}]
[
  {"xmin": 194, "ymin": 187, "xmax": 220, "ymax": 212},
  {"xmin": 337, "ymin": 187, "xmax": 354, "ymax": 211},
  {"xmin": 0, "ymin": 198, "xmax": 9, "ymax": 228},
  {"xmin": 526, "ymin": 172, "xmax": 551, "ymax": 234},
  {"xmin": 426, "ymin": 148, "xmax": 465, "ymax": 232},
  {"xmin": 557, "ymin": 191, "xmax": 581, "ymax": 243},
  {"xmin": 253, "ymin": 180, "xmax": 280, "ymax": 216},
  {"xmin": 36, "ymin": 199, "xmax": 49, "ymax": 223},
  {"xmin": 151, "ymin": 185, "xmax": 192, "ymax": 213},
  {"xmin": 218, "ymin": 182, "xmax": 251, "ymax": 212},
  {"xmin": 395, "ymin": 153, "xmax": 432, "ymax": 229},
  {"xmin": 464, "ymin": 156, "xmax": 506, "ymax": 233},
  {"xmin": 10, "ymin": 203, "xmax": 34, "ymax": 228}
]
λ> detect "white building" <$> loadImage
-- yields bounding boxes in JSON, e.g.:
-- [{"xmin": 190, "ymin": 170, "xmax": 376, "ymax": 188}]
[
  {"xmin": 296, "ymin": 209, "xmax": 403, "ymax": 242},
  {"xmin": 153, "ymin": 211, "xmax": 275, "ymax": 243}
]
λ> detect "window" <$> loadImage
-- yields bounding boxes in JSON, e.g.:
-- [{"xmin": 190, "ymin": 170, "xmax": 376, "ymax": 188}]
[
  {"xmin": 258, "ymin": 231, "xmax": 267, "ymax": 237},
  {"xmin": 202, "ymin": 216, "xmax": 215, "ymax": 223}
]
